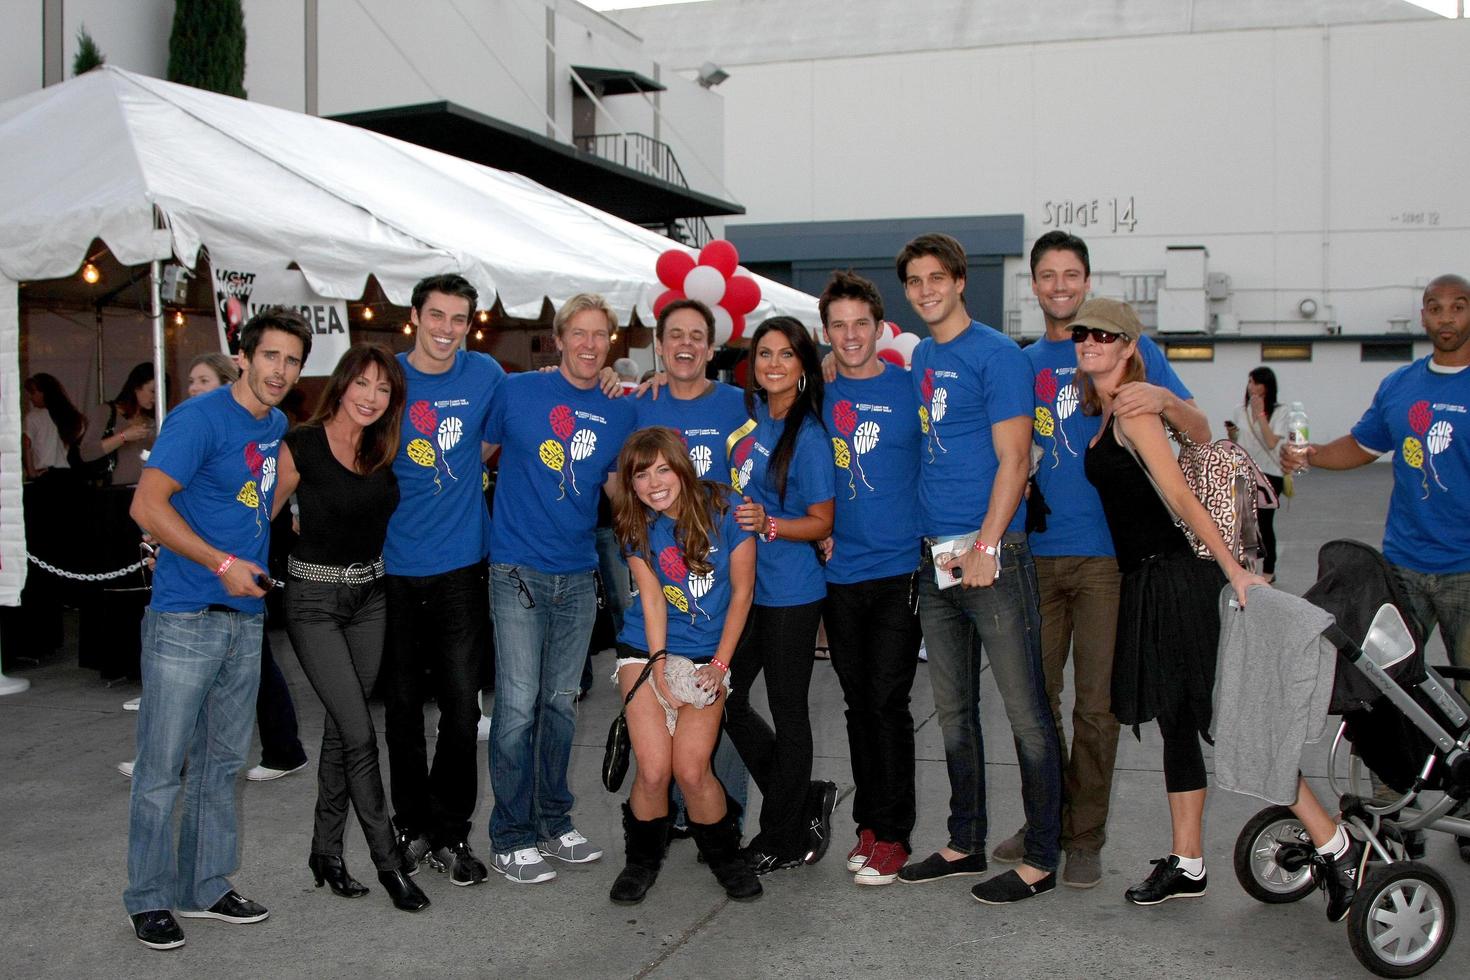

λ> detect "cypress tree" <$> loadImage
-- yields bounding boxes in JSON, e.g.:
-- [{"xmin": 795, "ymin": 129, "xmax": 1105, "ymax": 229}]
[
  {"xmin": 73, "ymin": 26, "xmax": 106, "ymax": 75},
  {"xmin": 167, "ymin": 0, "xmax": 248, "ymax": 98}
]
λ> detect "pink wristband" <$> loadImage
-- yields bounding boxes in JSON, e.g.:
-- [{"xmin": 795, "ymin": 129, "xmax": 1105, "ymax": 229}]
[
  {"xmin": 710, "ymin": 658, "xmax": 729, "ymax": 673},
  {"xmin": 215, "ymin": 554, "xmax": 237, "ymax": 577},
  {"xmin": 763, "ymin": 516, "xmax": 778, "ymax": 543}
]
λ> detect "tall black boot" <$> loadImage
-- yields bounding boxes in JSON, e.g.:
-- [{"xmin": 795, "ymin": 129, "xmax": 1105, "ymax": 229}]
[
  {"xmin": 690, "ymin": 799, "xmax": 762, "ymax": 902},
  {"xmin": 609, "ymin": 803, "xmax": 670, "ymax": 905}
]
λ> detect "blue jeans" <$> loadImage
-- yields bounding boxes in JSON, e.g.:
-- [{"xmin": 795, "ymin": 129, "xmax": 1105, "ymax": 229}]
[
  {"xmin": 917, "ymin": 533, "xmax": 1062, "ymax": 872},
  {"xmin": 1392, "ymin": 564, "xmax": 1470, "ymax": 696},
  {"xmin": 595, "ymin": 526, "xmax": 629, "ymax": 638},
  {"xmin": 124, "ymin": 608, "xmax": 263, "ymax": 914},
  {"xmin": 488, "ymin": 563, "xmax": 597, "ymax": 852}
]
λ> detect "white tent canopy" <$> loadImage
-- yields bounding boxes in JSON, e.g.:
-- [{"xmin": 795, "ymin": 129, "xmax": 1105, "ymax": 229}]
[
  {"xmin": 0, "ymin": 66, "xmax": 817, "ymax": 325},
  {"xmin": 0, "ymin": 67, "xmax": 817, "ymax": 616}
]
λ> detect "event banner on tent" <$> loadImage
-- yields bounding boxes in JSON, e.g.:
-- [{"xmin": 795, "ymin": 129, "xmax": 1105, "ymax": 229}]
[{"xmin": 212, "ymin": 262, "xmax": 349, "ymax": 377}]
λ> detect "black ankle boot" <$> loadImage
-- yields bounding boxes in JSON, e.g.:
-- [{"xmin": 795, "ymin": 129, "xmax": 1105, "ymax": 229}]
[
  {"xmin": 309, "ymin": 853, "xmax": 369, "ymax": 898},
  {"xmin": 377, "ymin": 868, "xmax": 430, "ymax": 912},
  {"xmin": 609, "ymin": 803, "xmax": 670, "ymax": 905},
  {"xmin": 690, "ymin": 799, "xmax": 762, "ymax": 901}
]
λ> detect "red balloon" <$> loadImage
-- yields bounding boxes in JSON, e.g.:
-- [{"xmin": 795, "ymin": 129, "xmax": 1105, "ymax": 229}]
[
  {"xmin": 656, "ymin": 250, "xmax": 696, "ymax": 290},
  {"xmin": 722, "ymin": 275, "xmax": 761, "ymax": 316},
  {"xmin": 697, "ymin": 240, "xmax": 739, "ymax": 278},
  {"xmin": 728, "ymin": 312, "xmax": 746, "ymax": 341},
  {"xmin": 885, "ymin": 320, "xmax": 902, "ymax": 338},
  {"xmin": 877, "ymin": 349, "xmax": 905, "ymax": 368},
  {"xmin": 652, "ymin": 288, "xmax": 684, "ymax": 318}
]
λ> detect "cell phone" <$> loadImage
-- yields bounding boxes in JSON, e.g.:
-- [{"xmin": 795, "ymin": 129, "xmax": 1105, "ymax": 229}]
[{"xmin": 138, "ymin": 541, "xmax": 157, "ymax": 560}]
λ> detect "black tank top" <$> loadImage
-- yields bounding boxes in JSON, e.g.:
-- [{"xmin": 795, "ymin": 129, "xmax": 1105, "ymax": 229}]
[
  {"xmin": 284, "ymin": 425, "xmax": 399, "ymax": 565},
  {"xmin": 1083, "ymin": 417, "xmax": 1191, "ymax": 574}
]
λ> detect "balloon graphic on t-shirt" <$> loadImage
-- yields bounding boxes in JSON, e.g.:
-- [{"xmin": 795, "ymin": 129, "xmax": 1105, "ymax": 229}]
[
  {"xmin": 539, "ymin": 439, "xmax": 567, "ymax": 499},
  {"xmin": 660, "ymin": 547, "xmax": 700, "ymax": 622},
  {"xmin": 260, "ymin": 455, "xmax": 277, "ymax": 496},
  {"xmin": 1034, "ymin": 406, "xmax": 1058, "ymax": 466},
  {"xmin": 410, "ymin": 401, "xmax": 437, "ymax": 436},
  {"xmin": 1034, "ymin": 368, "xmax": 1058, "ymax": 403},
  {"xmin": 832, "ymin": 437, "xmax": 856, "ymax": 499},
  {"xmin": 407, "ymin": 437, "xmax": 442, "ymax": 493},
  {"xmin": 851, "ymin": 420, "xmax": 879, "ymax": 491},
  {"xmin": 550, "ymin": 405, "xmax": 575, "ymax": 442},
  {"xmin": 689, "ymin": 444, "xmax": 712, "ymax": 477},
  {"xmin": 1426, "ymin": 419, "xmax": 1453, "ymax": 491},
  {"xmin": 1408, "ymin": 400, "xmax": 1432, "ymax": 437},
  {"xmin": 732, "ymin": 439, "xmax": 755, "ymax": 491},
  {"xmin": 663, "ymin": 584, "xmax": 690, "ymax": 616},
  {"xmin": 244, "ymin": 443, "xmax": 265, "ymax": 477},
  {"xmin": 1055, "ymin": 384, "xmax": 1079, "ymax": 457},
  {"xmin": 1402, "ymin": 436, "xmax": 1429, "ymax": 499},
  {"xmin": 929, "ymin": 388, "xmax": 948, "ymax": 455},
  {"xmin": 688, "ymin": 570, "xmax": 714, "ymax": 621},
  {"xmin": 833, "ymin": 400, "xmax": 857, "ymax": 437},
  {"xmin": 918, "ymin": 405, "xmax": 930, "ymax": 434},
  {"xmin": 567, "ymin": 428, "xmax": 597, "ymax": 496},
  {"xmin": 437, "ymin": 417, "xmax": 463, "ymax": 480},
  {"xmin": 236, "ymin": 480, "xmax": 263, "ymax": 535}
]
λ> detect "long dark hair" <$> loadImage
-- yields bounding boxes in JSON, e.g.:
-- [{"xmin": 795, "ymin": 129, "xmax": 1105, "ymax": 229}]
[
  {"xmin": 113, "ymin": 362, "xmax": 156, "ymax": 419},
  {"xmin": 1245, "ymin": 366, "xmax": 1279, "ymax": 418},
  {"xmin": 744, "ymin": 316, "xmax": 824, "ymax": 504},
  {"xmin": 614, "ymin": 427, "xmax": 731, "ymax": 576},
  {"xmin": 301, "ymin": 343, "xmax": 406, "ymax": 474},
  {"xmin": 25, "ymin": 373, "xmax": 85, "ymax": 447}
]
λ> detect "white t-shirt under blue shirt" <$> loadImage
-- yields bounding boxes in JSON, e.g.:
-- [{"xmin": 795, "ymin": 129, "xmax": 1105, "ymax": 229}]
[
  {"xmin": 736, "ymin": 402, "xmax": 835, "ymax": 607},
  {"xmin": 145, "ymin": 386, "xmax": 286, "ymax": 614},
  {"xmin": 910, "ymin": 320, "xmax": 1033, "ymax": 539},
  {"xmin": 383, "ymin": 351, "xmax": 504, "ymax": 577},
  {"xmin": 824, "ymin": 364, "xmax": 922, "ymax": 585},
  {"xmin": 1026, "ymin": 333, "xmax": 1191, "ymax": 558},
  {"xmin": 1351, "ymin": 357, "xmax": 1470, "ymax": 575},
  {"xmin": 486, "ymin": 370, "xmax": 636, "ymax": 574}
]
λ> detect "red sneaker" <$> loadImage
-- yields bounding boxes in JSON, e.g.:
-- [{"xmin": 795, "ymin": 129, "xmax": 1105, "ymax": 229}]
[
  {"xmin": 846, "ymin": 828, "xmax": 877, "ymax": 872},
  {"xmin": 855, "ymin": 840, "xmax": 910, "ymax": 886}
]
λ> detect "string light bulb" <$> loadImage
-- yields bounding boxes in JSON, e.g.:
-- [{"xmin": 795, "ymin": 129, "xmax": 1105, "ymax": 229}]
[
  {"xmin": 172, "ymin": 310, "xmax": 185, "ymax": 326},
  {"xmin": 362, "ymin": 306, "xmax": 374, "ymax": 321},
  {"xmin": 477, "ymin": 310, "xmax": 489, "ymax": 323},
  {"xmin": 474, "ymin": 329, "xmax": 484, "ymax": 341},
  {"xmin": 81, "ymin": 262, "xmax": 101, "ymax": 284},
  {"xmin": 402, "ymin": 323, "xmax": 412, "ymax": 335},
  {"xmin": 610, "ymin": 331, "xmax": 619, "ymax": 342}
]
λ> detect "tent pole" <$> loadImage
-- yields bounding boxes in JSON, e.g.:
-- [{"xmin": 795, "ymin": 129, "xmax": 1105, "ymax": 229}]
[{"xmin": 150, "ymin": 260, "xmax": 167, "ymax": 424}]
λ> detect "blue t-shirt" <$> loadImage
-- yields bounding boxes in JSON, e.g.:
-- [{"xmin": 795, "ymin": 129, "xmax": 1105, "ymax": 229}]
[
  {"xmin": 824, "ymin": 365, "xmax": 922, "ymax": 584},
  {"xmin": 1026, "ymin": 333, "xmax": 1192, "ymax": 558},
  {"xmin": 487, "ymin": 370, "xmax": 636, "ymax": 573},
  {"xmin": 145, "ymin": 387, "xmax": 287, "ymax": 613},
  {"xmin": 634, "ymin": 382, "xmax": 752, "ymax": 484},
  {"xmin": 383, "ymin": 351, "xmax": 504, "ymax": 577},
  {"xmin": 618, "ymin": 489, "xmax": 754, "ymax": 657},
  {"xmin": 1351, "ymin": 358, "xmax": 1470, "ymax": 574},
  {"xmin": 910, "ymin": 321, "xmax": 1033, "ymax": 538},
  {"xmin": 735, "ymin": 403, "xmax": 835, "ymax": 606}
]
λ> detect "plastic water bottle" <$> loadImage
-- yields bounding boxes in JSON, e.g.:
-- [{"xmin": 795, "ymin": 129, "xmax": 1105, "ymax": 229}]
[{"xmin": 1284, "ymin": 401, "xmax": 1310, "ymax": 473}]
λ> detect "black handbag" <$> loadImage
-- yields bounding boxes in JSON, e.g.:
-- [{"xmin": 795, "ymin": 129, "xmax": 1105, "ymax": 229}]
[{"xmin": 602, "ymin": 652, "xmax": 664, "ymax": 793}]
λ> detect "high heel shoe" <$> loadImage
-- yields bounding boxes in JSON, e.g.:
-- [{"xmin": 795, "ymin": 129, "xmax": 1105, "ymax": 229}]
[
  {"xmin": 377, "ymin": 868, "xmax": 430, "ymax": 912},
  {"xmin": 308, "ymin": 853, "xmax": 369, "ymax": 898}
]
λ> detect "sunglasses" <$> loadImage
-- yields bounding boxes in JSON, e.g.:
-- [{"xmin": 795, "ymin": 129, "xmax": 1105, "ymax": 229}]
[{"xmin": 1071, "ymin": 326, "xmax": 1124, "ymax": 344}]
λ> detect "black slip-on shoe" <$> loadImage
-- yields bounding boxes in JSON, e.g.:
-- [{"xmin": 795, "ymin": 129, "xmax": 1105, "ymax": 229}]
[
  {"xmin": 970, "ymin": 869, "xmax": 1056, "ymax": 905},
  {"xmin": 897, "ymin": 850, "xmax": 988, "ymax": 883}
]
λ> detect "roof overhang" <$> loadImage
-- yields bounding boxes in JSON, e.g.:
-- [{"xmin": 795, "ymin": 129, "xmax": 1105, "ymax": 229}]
[
  {"xmin": 571, "ymin": 65, "xmax": 666, "ymax": 96},
  {"xmin": 330, "ymin": 101, "xmax": 742, "ymax": 224}
]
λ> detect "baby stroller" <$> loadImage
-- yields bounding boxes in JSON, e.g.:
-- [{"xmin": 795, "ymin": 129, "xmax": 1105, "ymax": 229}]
[{"xmin": 1233, "ymin": 540, "xmax": 1469, "ymax": 977}]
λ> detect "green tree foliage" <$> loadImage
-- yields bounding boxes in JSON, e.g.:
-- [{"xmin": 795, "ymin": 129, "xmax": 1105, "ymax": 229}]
[
  {"xmin": 167, "ymin": 0, "xmax": 247, "ymax": 98},
  {"xmin": 73, "ymin": 26, "xmax": 106, "ymax": 75}
]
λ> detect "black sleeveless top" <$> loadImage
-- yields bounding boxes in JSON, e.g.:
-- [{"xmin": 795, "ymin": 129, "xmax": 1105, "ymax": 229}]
[
  {"xmin": 1083, "ymin": 417, "xmax": 1191, "ymax": 574},
  {"xmin": 284, "ymin": 425, "xmax": 399, "ymax": 566}
]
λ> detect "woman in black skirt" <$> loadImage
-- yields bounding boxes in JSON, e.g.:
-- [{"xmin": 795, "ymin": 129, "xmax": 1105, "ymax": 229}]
[
  {"xmin": 1074, "ymin": 298, "xmax": 1362, "ymax": 917},
  {"xmin": 273, "ymin": 343, "xmax": 427, "ymax": 912}
]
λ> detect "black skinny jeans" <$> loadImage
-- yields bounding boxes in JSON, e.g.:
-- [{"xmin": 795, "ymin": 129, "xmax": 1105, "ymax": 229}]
[
  {"xmin": 285, "ymin": 578, "xmax": 396, "ymax": 871},
  {"xmin": 256, "ymin": 632, "xmax": 308, "ymax": 771},
  {"xmin": 823, "ymin": 573, "xmax": 921, "ymax": 847},
  {"xmin": 723, "ymin": 598, "xmax": 823, "ymax": 858},
  {"xmin": 1259, "ymin": 474, "xmax": 1286, "ymax": 575},
  {"xmin": 380, "ymin": 563, "xmax": 489, "ymax": 846}
]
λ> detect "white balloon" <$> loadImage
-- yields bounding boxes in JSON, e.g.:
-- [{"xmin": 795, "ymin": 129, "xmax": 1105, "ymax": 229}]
[
  {"xmin": 570, "ymin": 428, "xmax": 598, "ymax": 461},
  {"xmin": 437, "ymin": 416, "xmax": 463, "ymax": 452},
  {"xmin": 688, "ymin": 571, "xmax": 714, "ymax": 599},
  {"xmin": 890, "ymin": 333, "xmax": 921, "ymax": 366},
  {"xmin": 683, "ymin": 265, "xmax": 727, "ymax": 306},
  {"xmin": 931, "ymin": 387, "xmax": 948, "ymax": 423},
  {"xmin": 876, "ymin": 330, "xmax": 899, "ymax": 353},
  {"xmin": 711, "ymin": 304, "xmax": 735, "ymax": 347},
  {"xmin": 1427, "ymin": 419, "xmax": 1453, "ymax": 456},
  {"xmin": 1056, "ymin": 384, "xmax": 1079, "ymax": 420},
  {"xmin": 689, "ymin": 443, "xmax": 713, "ymax": 476},
  {"xmin": 853, "ymin": 420, "xmax": 880, "ymax": 455},
  {"xmin": 260, "ymin": 456, "xmax": 277, "ymax": 495}
]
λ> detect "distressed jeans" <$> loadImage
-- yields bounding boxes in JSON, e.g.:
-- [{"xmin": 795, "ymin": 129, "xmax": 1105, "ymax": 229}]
[
  {"xmin": 487, "ymin": 563, "xmax": 596, "ymax": 852},
  {"xmin": 124, "ymin": 608, "xmax": 263, "ymax": 914},
  {"xmin": 917, "ymin": 533, "xmax": 1062, "ymax": 872}
]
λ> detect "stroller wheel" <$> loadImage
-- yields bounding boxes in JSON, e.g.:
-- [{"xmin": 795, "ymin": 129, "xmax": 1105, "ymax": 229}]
[
  {"xmin": 1233, "ymin": 806, "xmax": 1317, "ymax": 903},
  {"xmin": 1347, "ymin": 862, "xmax": 1456, "ymax": 978}
]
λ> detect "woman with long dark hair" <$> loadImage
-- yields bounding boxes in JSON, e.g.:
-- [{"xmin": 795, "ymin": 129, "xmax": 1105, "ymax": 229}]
[
  {"xmin": 724, "ymin": 316, "xmax": 837, "ymax": 873},
  {"xmin": 606, "ymin": 426, "xmax": 761, "ymax": 904},
  {"xmin": 1075, "ymin": 299, "xmax": 1362, "ymax": 915},
  {"xmin": 272, "ymin": 342, "xmax": 428, "ymax": 913},
  {"xmin": 1226, "ymin": 366, "xmax": 1288, "ymax": 582},
  {"xmin": 78, "ymin": 361, "xmax": 157, "ymax": 486},
  {"xmin": 22, "ymin": 373, "xmax": 85, "ymax": 478},
  {"xmin": 20, "ymin": 373, "xmax": 88, "ymax": 654}
]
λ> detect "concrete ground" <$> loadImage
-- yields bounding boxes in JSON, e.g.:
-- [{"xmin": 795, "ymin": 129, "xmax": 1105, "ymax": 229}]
[{"xmin": 1, "ymin": 464, "xmax": 1466, "ymax": 979}]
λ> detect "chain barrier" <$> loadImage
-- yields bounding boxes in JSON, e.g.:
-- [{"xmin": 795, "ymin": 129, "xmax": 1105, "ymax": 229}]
[{"xmin": 27, "ymin": 553, "xmax": 148, "ymax": 582}]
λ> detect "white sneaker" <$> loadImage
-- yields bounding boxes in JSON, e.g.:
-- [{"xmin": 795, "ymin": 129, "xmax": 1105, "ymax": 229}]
[
  {"xmin": 537, "ymin": 829, "xmax": 603, "ymax": 864},
  {"xmin": 493, "ymin": 847, "xmax": 557, "ymax": 884},
  {"xmin": 122, "ymin": 697, "xmax": 141, "ymax": 711},
  {"xmin": 245, "ymin": 761, "xmax": 308, "ymax": 782},
  {"xmin": 117, "ymin": 760, "xmax": 135, "ymax": 778}
]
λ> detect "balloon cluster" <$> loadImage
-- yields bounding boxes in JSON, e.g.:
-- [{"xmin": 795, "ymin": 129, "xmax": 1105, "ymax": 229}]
[
  {"xmin": 654, "ymin": 240, "xmax": 761, "ymax": 346},
  {"xmin": 875, "ymin": 321, "xmax": 922, "ymax": 369}
]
